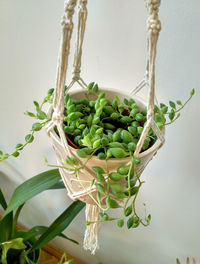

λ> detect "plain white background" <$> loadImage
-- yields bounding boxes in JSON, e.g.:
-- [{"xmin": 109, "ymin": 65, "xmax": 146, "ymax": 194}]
[{"xmin": 0, "ymin": 1, "xmax": 200, "ymax": 264}]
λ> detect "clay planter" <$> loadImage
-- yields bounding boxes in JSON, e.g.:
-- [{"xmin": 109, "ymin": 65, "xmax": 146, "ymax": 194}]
[{"xmin": 48, "ymin": 88, "xmax": 163, "ymax": 204}]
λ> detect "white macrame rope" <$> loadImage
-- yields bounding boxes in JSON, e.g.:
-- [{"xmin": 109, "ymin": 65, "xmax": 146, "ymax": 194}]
[
  {"xmin": 47, "ymin": 0, "xmax": 78, "ymax": 156},
  {"xmin": 134, "ymin": 0, "xmax": 164, "ymax": 157},
  {"xmin": 68, "ymin": 0, "xmax": 88, "ymax": 90},
  {"xmin": 83, "ymin": 204, "xmax": 101, "ymax": 255},
  {"xmin": 51, "ymin": 0, "xmax": 78, "ymax": 130},
  {"xmin": 82, "ymin": 1, "xmax": 163, "ymax": 246},
  {"xmin": 47, "ymin": 0, "xmax": 165, "ymax": 256}
]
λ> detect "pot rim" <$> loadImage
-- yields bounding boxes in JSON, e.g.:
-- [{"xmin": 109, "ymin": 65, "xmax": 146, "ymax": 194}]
[{"xmin": 64, "ymin": 87, "xmax": 165, "ymax": 160}]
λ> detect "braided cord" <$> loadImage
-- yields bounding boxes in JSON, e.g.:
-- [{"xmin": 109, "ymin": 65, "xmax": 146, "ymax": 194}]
[
  {"xmin": 52, "ymin": 0, "xmax": 78, "ymax": 127},
  {"xmin": 68, "ymin": 0, "xmax": 88, "ymax": 90},
  {"xmin": 134, "ymin": 0, "xmax": 164, "ymax": 157}
]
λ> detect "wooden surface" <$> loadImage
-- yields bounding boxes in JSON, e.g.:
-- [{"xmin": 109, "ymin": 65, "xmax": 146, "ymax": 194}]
[{"xmin": 40, "ymin": 243, "xmax": 86, "ymax": 264}]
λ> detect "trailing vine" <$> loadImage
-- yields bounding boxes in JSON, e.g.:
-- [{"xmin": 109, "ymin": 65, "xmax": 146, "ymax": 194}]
[{"xmin": 0, "ymin": 82, "xmax": 195, "ymax": 230}]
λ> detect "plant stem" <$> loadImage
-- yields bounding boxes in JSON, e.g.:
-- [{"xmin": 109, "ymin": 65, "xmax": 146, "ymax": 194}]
[
  {"xmin": 123, "ymin": 156, "xmax": 134, "ymax": 215},
  {"xmin": 47, "ymin": 164, "xmax": 75, "ymax": 172},
  {"xmin": 175, "ymin": 95, "xmax": 193, "ymax": 113},
  {"xmin": 105, "ymin": 159, "xmax": 110, "ymax": 195},
  {"xmin": 87, "ymin": 213, "xmax": 125, "ymax": 225},
  {"xmin": 75, "ymin": 170, "xmax": 105, "ymax": 210},
  {"xmin": 78, "ymin": 149, "xmax": 99, "ymax": 170},
  {"xmin": 165, "ymin": 114, "xmax": 180, "ymax": 126},
  {"xmin": 12, "ymin": 204, "xmax": 24, "ymax": 238}
]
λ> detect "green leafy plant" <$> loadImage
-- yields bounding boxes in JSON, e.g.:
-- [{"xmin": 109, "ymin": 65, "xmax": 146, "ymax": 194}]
[
  {"xmin": 44, "ymin": 83, "xmax": 194, "ymax": 229},
  {"xmin": 176, "ymin": 257, "xmax": 198, "ymax": 264},
  {"xmin": 58, "ymin": 253, "xmax": 74, "ymax": 264},
  {"xmin": 0, "ymin": 82, "xmax": 195, "ymax": 230},
  {"xmin": 0, "ymin": 88, "xmax": 54, "ymax": 161},
  {"xmin": 57, "ymin": 254, "xmax": 104, "ymax": 264},
  {"xmin": 0, "ymin": 169, "xmax": 85, "ymax": 264}
]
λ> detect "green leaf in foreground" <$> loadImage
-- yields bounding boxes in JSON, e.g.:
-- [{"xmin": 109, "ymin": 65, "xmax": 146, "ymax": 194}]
[
  {"xmin": 117, "ymin": 219, "xmax": 124, "ymax": 228},
  {"xmin": 3, "ymin": 169, "xmax": 61, "ymax": 218},
  {"xmin": 106, "ymin": 196, "xmax": 121, "ymax": 208},
  {"xmin": 76, "ymin": 149, "xmax": 88, "ymax": 158},
  {"xmin": 0, "ymin": 189, "xmax": 7, "ymax": 210},
  {"xmin": 92, "ymin": 166, "xmax": 105, "ymax": 174},
  {"xmin": 109, "ymin": 148, "xmax": 128, "ymax": 159},
  {"xmin": 1, "ymin": 238, "xmax": 26, "ymax": 264},
  {"xmin": 32, "ymin": 123, "xmax": 42, "ymax": 131},
  {"xmin": 47, "ymin": 180, "xmax": 65, "ymax": 190},
  {"xmin": 190, "ymin": 88, "xmax": 195, "ymax": 96},
  {"xmin": 23, "ymin": 226, "xmax": 79, "ymax": 245},
  {"xmin": 30, "ymin": 201, "xmax": 85, "ymax": 251},
  {"xmin": 169, "ymin": 101, "xmax": 176, "ymax": 109},
  {"xmin": 87, "ymin": 82, "xmax": 95, "ymax": 90},
  {"xmin": 0, "ymin": 211, "xmax": 13, "ymax": 243},
  {"xmin": 169, "ymin": 109, "xmax": 175, "ymax": 121},
  {"xmin": 37, "ymin": 111, "xmax": 47, "ymax": 120}
]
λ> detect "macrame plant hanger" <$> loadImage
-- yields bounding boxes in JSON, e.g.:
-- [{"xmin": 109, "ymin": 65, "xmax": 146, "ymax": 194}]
[{"xmin": 46, "ymin": 0, "xmax": 165, "ymax": 255}]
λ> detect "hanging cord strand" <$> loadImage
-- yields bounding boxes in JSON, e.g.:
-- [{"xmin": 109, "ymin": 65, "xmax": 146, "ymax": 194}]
[
  {"xmin": 47, "ymin": 0, "xmax": 78, "ymax": 156},
  {"xmin": 52, "ymin": 0, "xmax": 78, "ymax": 127},
  {"xmin": 130, "ymin": 27, "xmax": 159, "ymax": 106},
  {"xmin": 130, "ymin": 38, "xmax": 149, "ymax": 96},
  {"xmin": 134, "ymin": 0, "xmax": 164, "ymax": 157},
  {"xmin": 68, "ymin": 0, "xmax": 88, "ymax": 90}
]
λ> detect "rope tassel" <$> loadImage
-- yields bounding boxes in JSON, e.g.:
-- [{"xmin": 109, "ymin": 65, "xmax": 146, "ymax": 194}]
[{"xmin": 83, "ymin": 204, "xmax": 101, "ymax": 255}]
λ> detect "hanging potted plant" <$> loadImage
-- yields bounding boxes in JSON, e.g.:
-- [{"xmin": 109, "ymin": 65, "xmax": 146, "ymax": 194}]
[
  {"xmin": 44, "ymin": 84, "xmax": 195, "ymax": 233},
  {"xmin": 0, "ymin": 0, "xmax": 195, "ymax": 254},
  {"xmin": 0, "ymin": 169, "xmax": 85, "ymax": 264},
  {"xmin": 0, "ymin": 82, "xmax": 195, "ymax": 254}
]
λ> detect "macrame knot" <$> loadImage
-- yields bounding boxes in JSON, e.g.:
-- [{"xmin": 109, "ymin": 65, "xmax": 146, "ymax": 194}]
[
  {"xmin": 64, "ymin": 0, "xmax": 77, "ymax": 18},
  {"xmin": 147, "ymin": 109, "xmax": 154, "ymax": 121},
  {"xmin": 147, "ymin": 16, "xmax": 161, "ymax": 34},
  {"xmin": 72, "ymin": 69, "xmax": 81, "ymax": 81},
  {"xmin": 79, "ymin": 0, "xmax": 87, "ymax": 5},
  {"xmin": 61, "ymin": 16, "xmax": 73, "ymax": 30},
  {"xmin": 62, "ymin": 0, "xmax": 77, "ymax": 27},
  {"xmin": 146, "ymin": 0, "xmax": 161, "ymax": 15},
  {"xmin": 79, "ymin": 0, "xmax": 87, "ymax": 11},
  {"xmin": 52, "ymin": 110, "xmax": 64, "ymax": 126}
]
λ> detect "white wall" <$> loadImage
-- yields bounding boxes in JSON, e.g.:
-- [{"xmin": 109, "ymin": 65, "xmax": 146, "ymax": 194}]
[{"xmin": 0, "ymin": 1, "xmax": 200, "ymax": 263}]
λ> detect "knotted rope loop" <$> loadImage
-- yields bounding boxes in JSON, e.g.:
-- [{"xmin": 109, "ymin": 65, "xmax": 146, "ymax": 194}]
[
  {"xmin": 46, "ymin": 0, "xmax": 78, "ymax": 136},
  {"xmin": 62, "ymin": 0, "xmax": 77, "ymax": 27},
  {"xmin": 146, "ymin": 0, "xmax": 161, "ymax": 35},
  {"xmin": 146, "ymin": 0, "xmax": 161, "ymax": 14},
  {"xmin": 84, "ymin": 204, "xmax": 101, "ymax": 255},
  {"xmin": 134, "ymin": 0, "xmax": 164, "ymax": 157},
  {"xmin": 53, "ymin": 0, "xmax": 78, "ymax": 119},
  {"xmin": 73, "ymin": 0, "xmax": 88, "ymax": 71},
  {"xmin": 147, "ymin": 108, "xmax": 154, "ymax": 121},
  {"xmin": 46, "ymin": 110, "xmax": 64, "ymax": 136},
  {"xmin": 52, "ymin": 110, "xmax": 64, "ymax": 126},
  {"xmin": 72, "ymin": 69, "xmax": 81, "ymax": 81},
  {"xmin": 147, "ymin": 16, "xmax": 161, "ymax": 35},
  {"xmin": 68, "ymin": 0, "xmax": 88, "ymax": 90}
]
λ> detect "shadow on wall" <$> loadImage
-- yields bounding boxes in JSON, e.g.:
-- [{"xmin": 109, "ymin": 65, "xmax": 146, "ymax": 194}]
[
  {"xmin": 0, "ymin": 170, "xmax": 16, "ymax": 199},
  {"xmin": 0, "ymin": 159, "xmax": 26, "ymax": 182}
]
